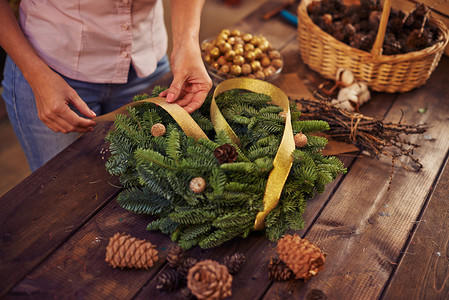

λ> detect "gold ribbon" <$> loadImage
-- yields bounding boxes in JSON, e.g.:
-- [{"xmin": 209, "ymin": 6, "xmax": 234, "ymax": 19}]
[
  {"xmin": 96, "ymin": 78, "xmax": 295, "ymax": 230},
  {"xmin": 94, "ymin": 97, "xmax": 208, "ymax": 140},
  {"xmin": 209, "ymin": 78, "xmax": 295, "ymax": 230}
]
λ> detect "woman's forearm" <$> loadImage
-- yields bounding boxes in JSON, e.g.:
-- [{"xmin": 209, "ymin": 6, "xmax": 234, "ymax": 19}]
[{"xmin": 169, "ymin": 0, "xmax": 205, "ymax": 52}]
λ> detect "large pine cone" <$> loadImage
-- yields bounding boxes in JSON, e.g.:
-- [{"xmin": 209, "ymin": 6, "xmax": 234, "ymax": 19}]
[
  {"xmin": 268, "ymin": 257, "xmax": 293, "ymax": 281},
  {"xmin": 105, "ymin": 233, "xmax": 159, "ymax": 269},
  {"xmin": 221, "ymin": 253, "xmax": 246, "ymax": 275},
  {"xmin": 187, "ymin": 259, "xmax": 232, "ymax": 300},
  {"xmin": 167, "ymin": 243, "xmax": 185, "ymax": 268},
  {"xmin": 276, "ymin": 234, "xmax": 325, "ymax": 280},
  {"xmin": 214, "ymin": 143, "xmax": 238, "ymax": 164}
]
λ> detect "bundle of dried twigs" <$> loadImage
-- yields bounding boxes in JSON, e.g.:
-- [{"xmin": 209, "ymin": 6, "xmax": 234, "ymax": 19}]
[{"xmin": 294, "ymin": 94, "xmax": 429, "ymax": 176}]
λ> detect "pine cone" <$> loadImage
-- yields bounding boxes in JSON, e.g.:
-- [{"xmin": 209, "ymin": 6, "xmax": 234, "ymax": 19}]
[
  {"xmin": 105, "ymin": 233, "xmax": 158, "ymax": 269},
  {"xmin": 187, "ymin": 259, "xmax": 232, "ymax": 300},
  {"xmin": 177, "ymin": 257, "xmax": 199, "ymax": 279},
  {"xmin": 167, "ymin": 243, "xmax": 185, "ymax": 268},
  {"xmin": 276, "ymin": 234, "xmax": 325, "ymax": 281},
  {"xmin": 156, "ymin": 268, "xmax": 181, "ymax": 291},
  {"xmin": 221, "ymin": 253, "xmax": 246, "ymax": 275},
  {"xmin": 268, "ymin": 257, "xmax": 293, "ymax": 281},
  {"xmin": 214, "ymin": 143, "xmax": 238, "ymax": 164}
]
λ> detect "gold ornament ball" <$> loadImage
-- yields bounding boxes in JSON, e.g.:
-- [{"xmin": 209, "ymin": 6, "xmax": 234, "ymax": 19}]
[
  {"xmin": 244, "ymin": 43, "xmax": 255, "ymax": 52},
  {"xmin": 151, "ymin": 123, "xmax": 166, "ymax": 137},
  {"xmin": 217, "ymin": 56, "xmax": 227, "ymax": 66},
  {"xmin": 218, "ymin": 33, "xmax": 229, "ymax": 41},
  {"xmin": 258, "ymin": 41, "xmax": 269, "ymax": 52},
  {"xmin": 224, "ymin": 50, "xmax": 236, "ymax": 61},
  {"xmin": 263, "ymin": 67, "xmax": 274, "ymax": 78},
  {"xmin": 254, "ymin": 48, "xmax": 264, "ymax": 60},
  {"xmin": 220, "ymin": 65, "xmax": 230, "ymax": 74},
  {"xmin": 250, "ymin": 36, "xmax": 260, "ymax": 46},
  {"xmin": 203, "ymin": 54, "xmax": 212, "ymax": 64},
  {"xmin": 227, "ymin": 36, "xmax": 236, "ymax": 45},
  {"xmin": 201, "ymin": 41, "xmax": 210, "ymax": 52},
  {"xmin": 244, "ymin": 50, "xmax": 256, "ymax": 62},
  {"xmin": 294, "ymin": 133, "xmax": 308, "ymax": 148},
  {"xmin": 211, "ymin": 61, "xmax": 220, "ymax": 70},
  {"xmin": 221, "ymin": 29, "xmax": 231, "ymax": 36},
  {"xmin": 219, "ymin": 42, "xmax": 232, "ymax": 54},
  {"xmin": 230, "ymin": 29, "xmax": 241, "ymax": 37},
  {"xmin": 241, "ymin": 63, "xmax": 252, "ymax": 75},
  {"xmin": 233, "ymin": 55, "xmax": 245, "ymax": 66},
  {"xmin": 190, "ymin": 177, "xmax": 206, "ymax": 194},
  {"xmin": 234, "ymin": 36, "xmax": 244, "ymax": 45},
  {"xmin": 251, "ymin": 60, "xmax": 262, "ymax": 72},
  {"xmin": 230, "ymin": 65, "xmax": 242, "ymax": 76},
  {"xmin": 210, "ymin": 47, "xmax": 221, "ymax": 59},
  {"xmin": 242, "ymin": 33, "xmax": 253, "ymax": 42},
  {"xmin": 234, "ymin": 47, "xmax": 244, "ymax": 56},
  {"xmin": 215, "ymin": 39, "xmax": 226, "ymax": 48}
]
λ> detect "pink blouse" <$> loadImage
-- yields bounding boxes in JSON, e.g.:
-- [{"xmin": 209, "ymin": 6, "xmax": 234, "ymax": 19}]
[{"xmin": 19, "ymin": 0, "xmax": 168, "ymax": 83}]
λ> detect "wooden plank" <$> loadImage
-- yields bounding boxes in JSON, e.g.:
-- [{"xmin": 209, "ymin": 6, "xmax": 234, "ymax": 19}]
[
  {"xmin": 8, "ymin": 201, "xmax": 171, "ymax": 299},
  {"xmin": 134, "ymin": 41, "xmax": 401, "ymax": 300},
  {"xmin": 382, "ymin": 150, "xmax": 449, "ymax": 298},
  {"xmin": 263, "ymin": 57, "xmax": 449, "ymax": 299},
  {"xmin": 0, "ymin": 122, "xmax": 121, "ymax": 297}
]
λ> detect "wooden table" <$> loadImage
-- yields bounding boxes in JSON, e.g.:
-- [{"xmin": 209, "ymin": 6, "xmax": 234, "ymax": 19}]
[{"xmin": 1, "ymin": 1, "xmax": 449, "ymax": 299}]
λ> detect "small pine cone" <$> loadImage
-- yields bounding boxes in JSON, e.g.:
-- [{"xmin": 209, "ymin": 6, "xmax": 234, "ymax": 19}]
[
  {"xmin": 187, "ymin": 259, "xmax": 232, "ymax": 300},
  {"xmin": 105, "ymin": 233, "xmax": 159, "ymax": 269},
  {"xmin": 221, "ymin": 253, "xmax": 246, "ymax": 275},
  {"xmin": 190, "ymin": 177, "xmax": 206, "ymax": 194},
  {"xmin": 177, "ymin": 257, "xmax": 199, "ymax": 279},
  {"xmin": 214, "ymin": 143, "xmax": 238, "ymax": 164},
  {"xmin": 294, "ymin": 133, "xmax": 308, "ymax": 148},
  {"xmin": 151, "ymin": 123, "xmax": 166, "ymax": 137},
  {"xmin": 268, "ymin": 257, "xmax": 293, "ymax": 281},
  {"xmin": 276, "ymin": 234, "xmax": 325, "ymax": 281},
  {"xmin": 156, "ymin": 268, "xmax": 181, "ymax": 291},
  {"xmin": 167, "ymin": 243, "xmax": 185, "ymax": 268}
]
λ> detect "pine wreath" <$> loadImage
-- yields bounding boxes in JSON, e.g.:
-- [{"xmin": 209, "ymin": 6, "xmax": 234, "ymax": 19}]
[{"xmin": 105, "ymin": 84, "xmax": 346, "ymax": 249}]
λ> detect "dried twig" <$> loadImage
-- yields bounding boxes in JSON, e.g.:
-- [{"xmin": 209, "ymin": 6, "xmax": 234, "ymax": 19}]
[{"xmin": 294, "ymin": 94, "xmax": 430, "ymax": 188}]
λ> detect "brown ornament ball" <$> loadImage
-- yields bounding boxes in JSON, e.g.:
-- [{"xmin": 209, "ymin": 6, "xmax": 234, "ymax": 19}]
[
  {"xmin": 244, "ymin": 50, "xmax": 256, "ymax": 62},
  {"xmin": 231, "ymin": 29, "xmax": 241, "ymax": 37},
  {"xmin": 151, "ymin": 123, "xmax": 166, "ymax": 137},
  {"xmin": 255, "ymin": 70, "xmax": 265, "ymax": 80},
  {"xmin": 224, "ymin": 49, "xmax": 236, "ymax": 61},
  {"xmin": 210, "ymin": 47, "xmax": 220, "ymax": 59},
  {"xmin": 244, "ymin": 43, "xmax": 255, "ymax": 52},
  {"xmin": 261, "ymin": 56, "xmax": 271, "ymax": 67},
  {"xmin": 190, "ymin": 177, "xmax": 206, "ymax": 194},
  {"xmin": 272, "ymin": 58, "xmax": 283, "ymax": 69},
  {"xmin": 294, "ymin": 133, "xmax": 308, "ymax": 148},
  {"xmin": 241, "ymin": 63, "xmax": 252, "ymax": 75},
  {"xmin": 269, "ymin": 50, "xmax": 281, "ymax": 59},
  {"xmin": 217, "ymin": 56, "xmax": 227, "ymax": 66}
]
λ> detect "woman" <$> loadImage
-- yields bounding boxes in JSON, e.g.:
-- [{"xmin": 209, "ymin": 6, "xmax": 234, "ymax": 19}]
[{"xmin": 0, "ymin": 0, "xmax": 212, "ymax": 171}]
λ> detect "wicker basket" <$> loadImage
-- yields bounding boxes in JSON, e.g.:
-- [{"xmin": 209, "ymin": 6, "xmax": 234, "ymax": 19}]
[{"xmin": 297, "ymin": 0, "xmax": 449, "ymax": 93}]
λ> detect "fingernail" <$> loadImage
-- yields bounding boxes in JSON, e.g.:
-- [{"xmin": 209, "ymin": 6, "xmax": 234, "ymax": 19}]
[
  {"xmin": 91, "ymin": 110, "xmax": 96, "ymax": 117},
  {"xmin": 166, "ymin": 92, "xmax": 175, "ymax": 102}
]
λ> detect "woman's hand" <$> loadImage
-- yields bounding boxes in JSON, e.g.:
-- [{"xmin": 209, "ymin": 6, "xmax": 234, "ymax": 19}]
[
  {"xmin": 31, "ymin": 68, "xmax": 97, "ymax": 133},
  {"xmin": 159, "ymin": 43, "xmax": 212, "ymax": 113},
  {"xmin": 161, "ymin": 0, "xmax": 211, "ymax": 114}
]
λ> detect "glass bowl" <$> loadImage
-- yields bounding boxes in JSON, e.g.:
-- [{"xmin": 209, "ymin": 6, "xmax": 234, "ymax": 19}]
[{"xmin": 201, "ymin": 37, "xmax": 284, "ymax": 86}]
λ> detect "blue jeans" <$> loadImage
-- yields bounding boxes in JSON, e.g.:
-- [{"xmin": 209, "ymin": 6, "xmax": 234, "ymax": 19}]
[{"xmin": 2, "ymin": 55, "xmax": 170, "ymax": 172}]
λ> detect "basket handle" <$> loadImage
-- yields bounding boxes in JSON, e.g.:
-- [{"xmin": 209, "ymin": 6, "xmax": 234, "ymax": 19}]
[{"xmin": 371, "ymin": 0, "xmax": 392, "ymax": 58}]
